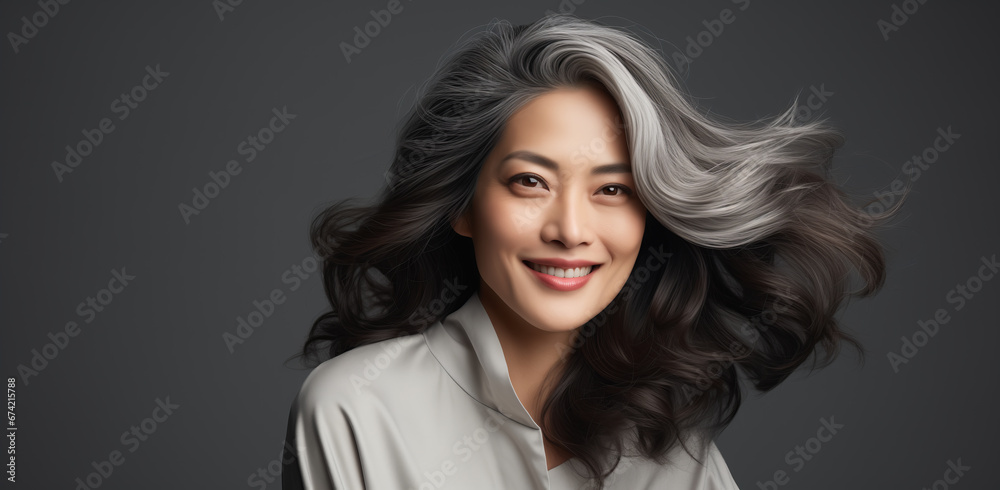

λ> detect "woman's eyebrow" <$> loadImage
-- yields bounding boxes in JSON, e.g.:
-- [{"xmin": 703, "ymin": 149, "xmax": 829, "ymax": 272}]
[{"xmin": 500, "ymin": 150, "xmax": 631, "ymax": 175}]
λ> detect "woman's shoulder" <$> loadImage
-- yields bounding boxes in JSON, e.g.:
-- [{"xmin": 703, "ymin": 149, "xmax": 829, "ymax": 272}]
[
  {"xmin": 294, "ymin": 332, "xmax": 430, "ymax": 410},
  {"xmin": 284, "ymin": 333, "xmax": 431, "ymax": 490}
]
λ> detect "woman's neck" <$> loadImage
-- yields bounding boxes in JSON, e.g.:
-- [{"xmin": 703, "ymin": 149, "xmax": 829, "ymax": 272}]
[{"xmin": 475, "ymin": 286, "xmax": 573, "ymax": 425}]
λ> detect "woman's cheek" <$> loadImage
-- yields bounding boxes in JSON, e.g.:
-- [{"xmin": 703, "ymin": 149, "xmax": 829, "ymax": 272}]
[{"xmin": 506, "ymin": 199, "xmax": 544, "ymax": 236}]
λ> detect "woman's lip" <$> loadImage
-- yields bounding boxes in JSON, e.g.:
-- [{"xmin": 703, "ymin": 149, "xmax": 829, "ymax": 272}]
[{"xmin": 522, "ymin": 260, "xmax": 600, "ymax": 291}]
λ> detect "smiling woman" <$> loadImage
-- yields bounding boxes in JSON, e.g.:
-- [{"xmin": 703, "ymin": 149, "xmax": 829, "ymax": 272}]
[
  {"xmin": 281, "ymin": 12, "xmax": 900, "ymax": 490},
  {"xmin": 453, "ymin": 82, "xmax": 646, "ymax": 334},
  {"xmin": 450, "ymin": 82, "xmax": 648, "ymax": 473}
]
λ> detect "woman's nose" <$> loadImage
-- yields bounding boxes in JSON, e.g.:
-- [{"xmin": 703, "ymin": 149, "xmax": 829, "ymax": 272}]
[{"xmin": 541, "ymin": 191, "xmax": 593, "ymax": 248}]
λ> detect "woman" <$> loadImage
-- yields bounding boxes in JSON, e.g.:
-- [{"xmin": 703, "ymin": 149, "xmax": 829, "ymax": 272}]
[{"xmin": 281, "ymin": 13, "xmax": 900, "ymax": 489}]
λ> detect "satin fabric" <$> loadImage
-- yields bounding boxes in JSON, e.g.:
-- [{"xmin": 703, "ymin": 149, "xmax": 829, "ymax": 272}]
[{"xmin": 282, "ymin": 291, "xmax": 741, "ymax": 489}]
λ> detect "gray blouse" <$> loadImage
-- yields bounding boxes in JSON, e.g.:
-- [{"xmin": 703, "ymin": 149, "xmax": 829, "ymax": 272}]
[{"xmin": 282, "ymin": 291, "xmax": 741, "ymax": 489}]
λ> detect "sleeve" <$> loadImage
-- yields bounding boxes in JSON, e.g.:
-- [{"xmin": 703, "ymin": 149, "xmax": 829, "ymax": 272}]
[
  {"xmin": 281, "ymin": 366, "xmax": 368, "ymax": 490},
  {"xmin": 281, "ymin": 395, "xmax": 309, "ymax": 490}
]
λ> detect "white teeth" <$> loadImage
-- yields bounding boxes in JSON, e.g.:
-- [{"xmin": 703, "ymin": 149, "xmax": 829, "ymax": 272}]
[{"xmin": 527, "ymin": 261, "xmax": 594, "ymax": 278}]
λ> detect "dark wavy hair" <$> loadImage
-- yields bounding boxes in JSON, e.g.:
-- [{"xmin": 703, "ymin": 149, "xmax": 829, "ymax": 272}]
[{"xmin": 289, "ymin": 13, "xmax": 905, "ymax": 488}]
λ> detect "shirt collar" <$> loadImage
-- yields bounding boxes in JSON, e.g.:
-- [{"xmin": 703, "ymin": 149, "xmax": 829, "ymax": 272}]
[{"xmin": 422, "ymin": 290, "xmax": 540, "ymax": 429}]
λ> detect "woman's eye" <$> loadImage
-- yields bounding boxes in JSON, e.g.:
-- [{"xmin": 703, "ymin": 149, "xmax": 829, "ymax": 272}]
[
  {"xmin": 509, "ymin": 175, "xmax": 632, "ymax": 197},
  {"xmin": 511, "ymin": 174, "xmax": 546, "ymax": 189},
  {"xmin": 601, "ymin": 185, "xmax": 633, "ymax": 197}
]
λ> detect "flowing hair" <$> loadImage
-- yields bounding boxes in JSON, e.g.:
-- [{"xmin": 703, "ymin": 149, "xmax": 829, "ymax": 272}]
[{"xmin": 288, "ymin": 13, "xmax": 904, "ymax": 488}]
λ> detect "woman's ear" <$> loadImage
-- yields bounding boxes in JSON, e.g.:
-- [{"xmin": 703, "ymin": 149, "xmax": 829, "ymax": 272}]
[{"xmin": 451, "ymin": 208, "xmax": 472, "ymax": 238}]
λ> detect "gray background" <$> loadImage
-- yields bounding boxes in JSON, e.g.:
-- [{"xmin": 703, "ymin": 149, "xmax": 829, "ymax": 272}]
[{"xmin": 1, "ymin": 1, "xmax": 997, "ymax": 489}]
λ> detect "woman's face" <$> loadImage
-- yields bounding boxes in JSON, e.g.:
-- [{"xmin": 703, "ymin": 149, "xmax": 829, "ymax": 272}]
[{"xmin": 452, "ymin": 83, "xmax": 647, "ymax": 335}]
